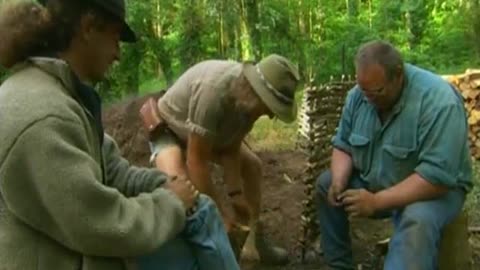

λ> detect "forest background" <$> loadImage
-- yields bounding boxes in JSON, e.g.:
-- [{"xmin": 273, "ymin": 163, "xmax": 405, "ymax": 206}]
[{"xmin": 3, "ymin": 0, "xmax": 474, "ymax": 102}]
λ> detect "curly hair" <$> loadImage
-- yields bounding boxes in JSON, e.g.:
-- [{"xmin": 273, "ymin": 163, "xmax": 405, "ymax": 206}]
[
  {"xmin": 0, "ymin": 1, "xmax": 51, "ymax": 68},
  {"xmin": 0, "ymin": 0, "xmax": 118, "ymax": 68}
]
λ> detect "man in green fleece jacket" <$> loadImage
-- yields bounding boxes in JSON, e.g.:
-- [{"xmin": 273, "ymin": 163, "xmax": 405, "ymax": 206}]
[{"xmin": 0, "ymin": 0, "xmax": 237, "ymax": 269}]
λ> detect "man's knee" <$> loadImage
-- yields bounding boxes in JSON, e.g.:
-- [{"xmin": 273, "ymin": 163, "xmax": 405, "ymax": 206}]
[
  {"xmin": 185, "ymin": 195, "xmax": 224, "ymax": 232},
  {"xmin": 315, "ymin": 170, "xmax": 332, "ymax": 199},
  {"xmin": 387, "ymin": 208, "xmax": 442, "ymax": 269},
  {"xmin": 196, "ymin": 195, "xmax": 220, "ymax": 216},
  {"xmin": 396, "ymin": 206, "xmax": 441, "ymax": 249},
  {"xmin": 401, "ymin": 205, "xmax": 441, "ymax": 231}
]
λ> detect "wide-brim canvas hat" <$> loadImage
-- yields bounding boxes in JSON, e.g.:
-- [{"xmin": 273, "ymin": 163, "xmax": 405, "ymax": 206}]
[
  {"xmin": 39, "ymin": 0, "xmax": 137, "ymax": 42},
  {"xmin": 243, "ymin": 54, "xmax": 300, "ymax": 123}
]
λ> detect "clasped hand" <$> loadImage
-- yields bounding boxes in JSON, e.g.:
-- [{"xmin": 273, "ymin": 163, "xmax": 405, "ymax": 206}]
[
  {"xmin": 164, "ymin": 175, "xmax": 199, "ymax": 213},
  {"xmin": 329, "ymin": 184, "xmax": 378, "ymax": 217}
]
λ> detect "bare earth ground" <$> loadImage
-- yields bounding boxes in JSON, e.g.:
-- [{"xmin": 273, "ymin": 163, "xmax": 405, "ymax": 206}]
[{"xmin": 103, "ymin": 95, "xmax": 480, "ymax": 270}]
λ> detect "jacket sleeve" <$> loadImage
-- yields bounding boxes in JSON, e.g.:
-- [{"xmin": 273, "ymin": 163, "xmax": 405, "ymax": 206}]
[
  {"xmin": 103, "ymin": 134, "xmax": 166, "ymax": 197},
  {"xmin": 0, "ymin": 115, "xmax": 186, "ymax": 257},
  {"xmin": 415, "ymin": 103, "xmax": 471, "ymax": 187}
]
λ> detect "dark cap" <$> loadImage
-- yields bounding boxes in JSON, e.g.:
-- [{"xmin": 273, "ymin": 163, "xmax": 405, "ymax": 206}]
[{"xmin": 39, "ymin": 0, "xmax": 137, "ymax": 42}]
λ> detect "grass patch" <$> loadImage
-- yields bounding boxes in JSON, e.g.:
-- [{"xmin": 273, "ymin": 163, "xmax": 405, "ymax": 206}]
[
  {"xmin": 247, "ymin": 91, "xmax": 303, "ymax": 151},
  {"xmin": 247, "ymin": 116, "xmax": 298, "ymax": 151},
  {"xmin": 139, "ymin": 78, "xmax": 166, "ymax": 95}
]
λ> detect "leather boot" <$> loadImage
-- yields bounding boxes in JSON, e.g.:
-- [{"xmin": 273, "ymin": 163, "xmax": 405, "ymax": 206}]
[{"xmin": 242, "ymin": 221, "xmax": 289, "ymax": 265}]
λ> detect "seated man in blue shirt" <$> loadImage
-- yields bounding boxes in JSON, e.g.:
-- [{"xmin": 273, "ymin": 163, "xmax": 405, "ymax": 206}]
[{"xmin": 315, "ymin": 40, "xmax": 472, "ymax": 270}]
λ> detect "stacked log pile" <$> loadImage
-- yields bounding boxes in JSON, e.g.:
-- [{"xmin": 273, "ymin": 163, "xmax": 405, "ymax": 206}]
[
  {"xmin": 297, "ymin": 76, "xmax": 355, "ymax": 260},
  {"xmin": 444, "ymin": 69, "xmax": 480, "ymax": 159}
]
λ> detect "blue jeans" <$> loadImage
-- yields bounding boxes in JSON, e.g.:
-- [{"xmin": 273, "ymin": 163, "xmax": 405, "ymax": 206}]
[
  {"xmin": 315, "ymin": 170, "xmax": 465, "ymax": 270},
  {"xmin": 137, "ymin": 195, "xmax": 240, "ymax": 270}
]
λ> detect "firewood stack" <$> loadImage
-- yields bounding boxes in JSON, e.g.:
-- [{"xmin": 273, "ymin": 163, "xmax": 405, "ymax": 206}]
[
  {"xmin": 297, "ymin": 76, "xmax": 355, "ymax": 260},
  {"xmin": 443, "ymin": 69, "xmax": 480, "ymax": 159}
]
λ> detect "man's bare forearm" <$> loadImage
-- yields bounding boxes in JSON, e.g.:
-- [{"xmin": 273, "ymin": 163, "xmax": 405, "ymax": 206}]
[
  {"xmin": 331, "ymin": 148, "xmax": 354, "ymax": 186},
  {"xmin": 374, "ymin": 173, "xmax": 449, "ymax": 211}
]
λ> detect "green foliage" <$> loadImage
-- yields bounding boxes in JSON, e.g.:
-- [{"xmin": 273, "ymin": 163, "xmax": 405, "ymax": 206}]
[
  {"xmin": 0, "ymin": 66, "xmax": 8, "ymax": 83},
  {"xmin": 98, "ymin": 0, "xmax": 480, "ymax": 103},
  {"xmin": 139, "ymin": 78, "xmax": 167, "ymax": 95},
  {"xmin": 248, "ymin": 91, "xmax": 303, "ymax": 150}
]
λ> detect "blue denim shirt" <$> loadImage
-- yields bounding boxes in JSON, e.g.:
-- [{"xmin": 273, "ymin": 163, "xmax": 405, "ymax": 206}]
[{"xmin": 333, "ymin": 64, "xmax": 472, "ymax": 192}]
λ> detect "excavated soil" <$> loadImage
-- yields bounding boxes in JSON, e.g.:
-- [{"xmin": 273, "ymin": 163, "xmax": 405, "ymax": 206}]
[{"xmin": 102, "ymin": 94, "xmax": 480, "ymax": 270}]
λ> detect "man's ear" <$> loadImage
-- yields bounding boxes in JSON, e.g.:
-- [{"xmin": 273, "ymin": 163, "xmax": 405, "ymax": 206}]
[{"xmin": 78, "ymin": 12, "xmax": 96, "ymax": 43}]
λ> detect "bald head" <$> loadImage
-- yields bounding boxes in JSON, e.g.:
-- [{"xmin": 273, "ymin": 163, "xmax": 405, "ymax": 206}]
[
  {"xmin": 355, "ymin": 41, "xmax": 403, "ymax": 81},
  {"xmin": 355, "ymin": 41, "xmax": 406, "ymax": 112}
]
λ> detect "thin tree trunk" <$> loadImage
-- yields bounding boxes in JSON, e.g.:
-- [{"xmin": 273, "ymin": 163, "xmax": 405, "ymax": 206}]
[
  {"xmin": 346, "ymin": 0, "xmax": 358, "ymax": 17},
  {"xmin": 245, "ymin": 0, "xmax": 262, "ymax": 60},
  {"xmin": 219, "ymin": 0, "xmax": 226, "ymax": 57},
  {"xmin": 238, "ymin": 0, "xmax": 252, "ymax": 60},
  {"xmin": 368, "ymin": 0, "xmax": 373, "ymax": 29}
]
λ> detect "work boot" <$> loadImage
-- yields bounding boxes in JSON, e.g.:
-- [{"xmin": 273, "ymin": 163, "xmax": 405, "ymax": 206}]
[
  {"xmin": 255, "ymin": 222, "xmax": 289, "ymax": 265},
  {"xmin": 242, "ymin": 221, "xmax": 289, "ymax": 265}
]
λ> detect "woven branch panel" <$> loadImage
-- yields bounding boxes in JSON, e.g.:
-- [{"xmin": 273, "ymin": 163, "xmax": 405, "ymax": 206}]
[{"xmin": 297, "ymin": 76, "xmax": 355, "ymax": 259}]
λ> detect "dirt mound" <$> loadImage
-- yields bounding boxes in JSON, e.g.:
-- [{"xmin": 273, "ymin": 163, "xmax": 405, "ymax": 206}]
[{"xmin": 102, "ymin": 92, "xmax": 164, "ymax": 166}]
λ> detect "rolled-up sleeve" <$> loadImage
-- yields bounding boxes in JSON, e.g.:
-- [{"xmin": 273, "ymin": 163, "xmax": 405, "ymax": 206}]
[
  {"xmin": 332, "ymin": 91, "xmax": 355, "ymax": 153},
  {"xmin": 415, "ymin": 103, "xmax": 469, "ymax": 187},
  {"xmin": 186, "ymin": 81, "xmax": 223, "ymax": 142}
]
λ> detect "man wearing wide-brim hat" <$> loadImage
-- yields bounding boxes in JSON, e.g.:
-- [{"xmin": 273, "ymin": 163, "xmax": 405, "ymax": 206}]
[{"xmin": 142, "ymin": 54, "xmax": 300, "ymax": 264}]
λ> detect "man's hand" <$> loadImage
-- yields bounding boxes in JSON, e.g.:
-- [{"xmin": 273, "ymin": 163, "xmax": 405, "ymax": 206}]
[
  {"xmin": 327, "ymin": 181, "xmax": 348, "ymax": 207},
  {"xmin": 164, "ymin": 176, "xmax": 199, "ymax": 211},
  {"xmin": 339, "ymin": 189, "xmax": 377, "ymax": 217}
]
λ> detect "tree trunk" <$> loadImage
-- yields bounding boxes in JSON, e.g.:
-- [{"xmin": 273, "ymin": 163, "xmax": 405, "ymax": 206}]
[
  {"xmin": 404, "ymin": 0, "xmax": 428, "ymax": 50},
  {"xmin": 346, "ymin": 0, "xmax": 358, "ymax": 17},
  {"xmin": 245, "ymin": 0, "xmax": 262, "ymax": 60},
  {"xmin": 219, "ymin": 0, "xmax": 226, "ymax": 57},
  {"xmin": 179, "ymin": 0, "xmax": 204, "ymax": 69},
  {"xmin": 238, "ymin": 0, "xmax": 252, "ymax": 60},
  {"xmin": 123, "ymin": 44, "xmax": 142, "ymax": 96}
]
